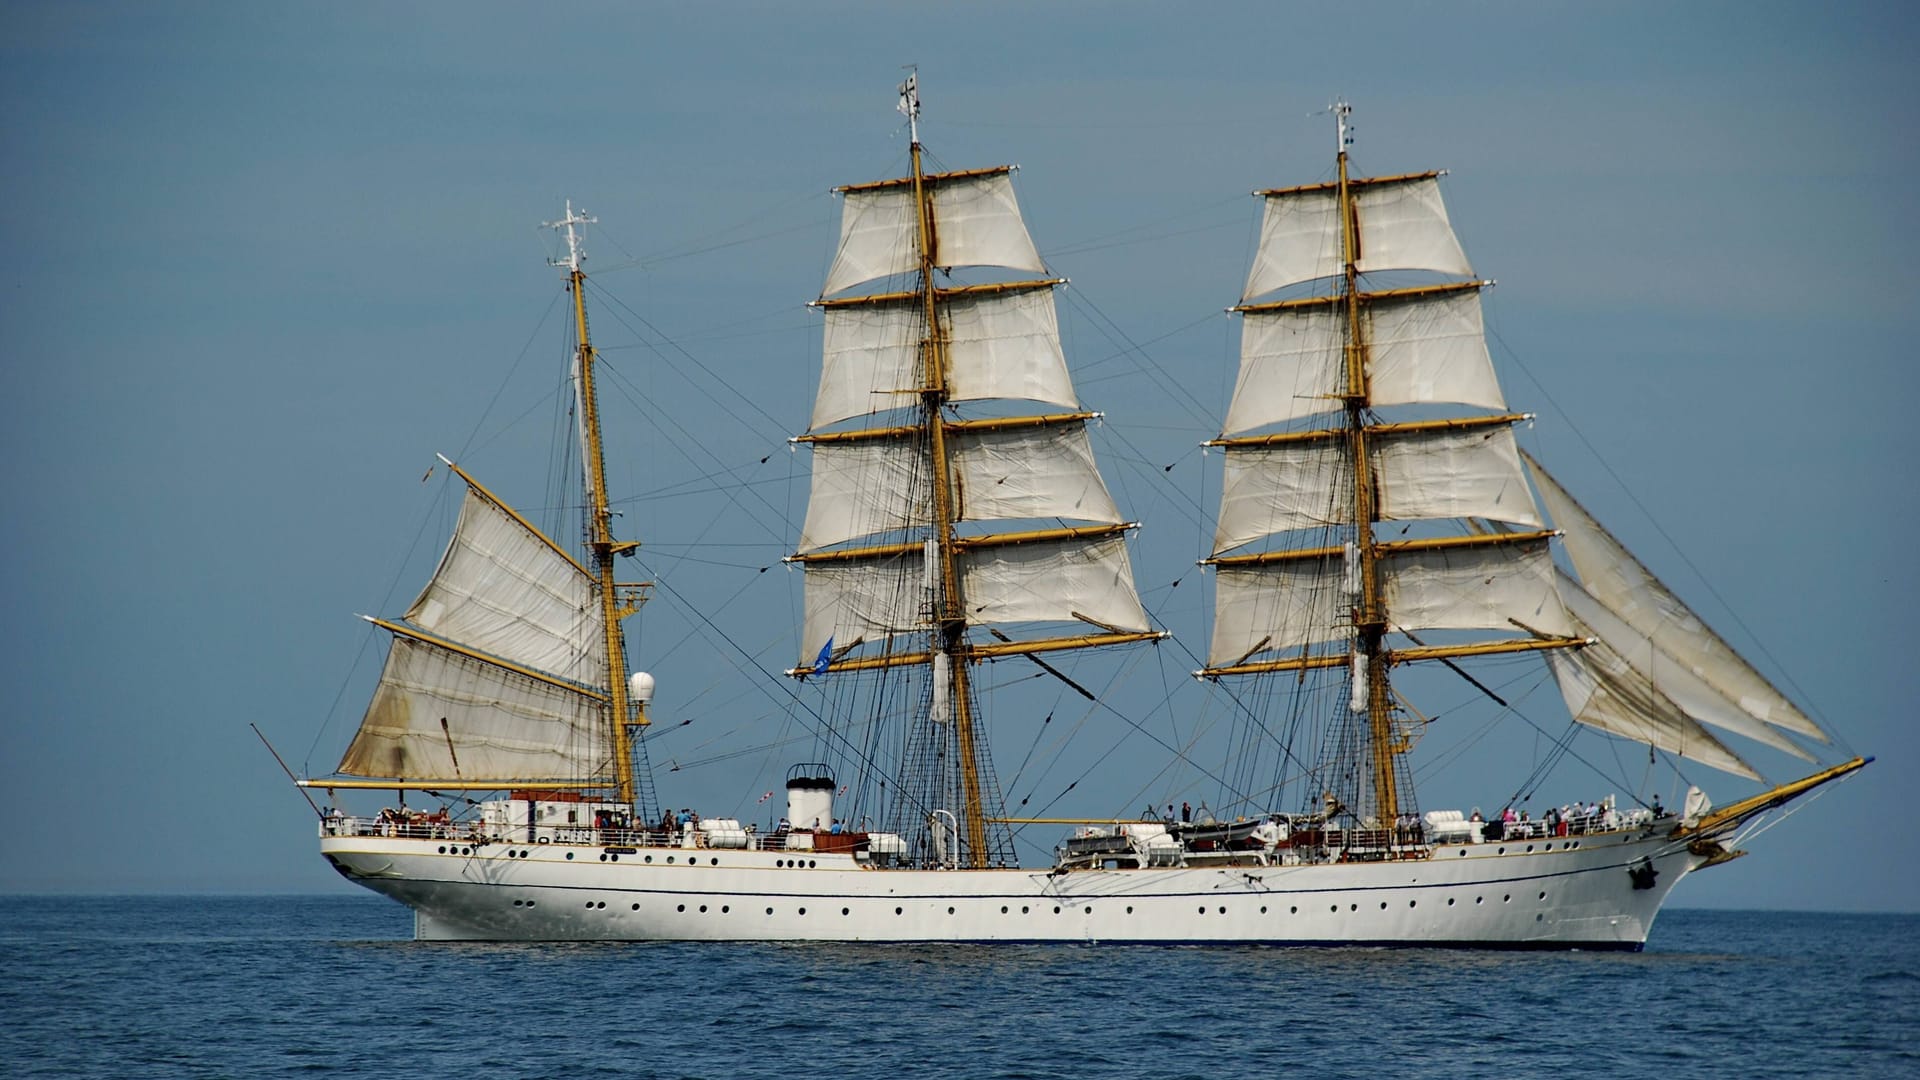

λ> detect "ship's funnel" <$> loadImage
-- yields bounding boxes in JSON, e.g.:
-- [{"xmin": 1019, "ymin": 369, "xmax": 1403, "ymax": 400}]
[{"xmin": 786, "ymin": 763, "xmax": 835, "ymax": 831}]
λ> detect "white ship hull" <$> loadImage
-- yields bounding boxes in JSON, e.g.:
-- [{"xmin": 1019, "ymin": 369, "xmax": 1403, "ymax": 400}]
[{"xmin": 322, "ymin": 826, "xmax": 1703, "ymax": 949}]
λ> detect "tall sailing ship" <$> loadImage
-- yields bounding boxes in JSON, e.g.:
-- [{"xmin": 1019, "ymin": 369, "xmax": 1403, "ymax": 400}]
[{"xmin": 308, "ymin": 83, "xmax": 1865, "ymax": 946}]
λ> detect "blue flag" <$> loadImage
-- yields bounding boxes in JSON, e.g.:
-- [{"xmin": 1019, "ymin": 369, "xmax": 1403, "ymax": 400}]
[{"xmin": 812, "ymin": 636, "xmax": 834, "ymax": 676}]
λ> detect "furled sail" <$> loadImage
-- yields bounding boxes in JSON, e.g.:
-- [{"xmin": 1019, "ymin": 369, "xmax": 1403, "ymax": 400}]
[
  {"xmin": 1225, "ymin": 286, "xmax": 1502, "ymax": 431},
  {"xmin": 337, "ymin": 481, "xmax": 610, "ymax": 780},
  {"xmin": 1243, "ymin": 174, "xmax": 1472, "ymax": 299},
  {"xmin": 1525, "ymin": 453, "xmax": 1827, "ymax": 743},
  {"xmin": 823, "ymin": 169, "xmax": 1046, "ymax": 296}
]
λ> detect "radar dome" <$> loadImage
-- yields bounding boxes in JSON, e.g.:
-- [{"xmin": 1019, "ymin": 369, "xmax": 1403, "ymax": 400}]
[{"xmin": 629, "ymin": 671, "xmax": 656, "ymax": 703}]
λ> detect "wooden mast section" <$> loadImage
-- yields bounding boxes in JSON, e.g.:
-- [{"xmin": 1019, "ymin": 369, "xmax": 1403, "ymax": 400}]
[
  {"xmin": 900, "ymin": 76, "xmax": 992, "ymax": 869},
  {"xmin": 548, "ymin": 204, "xmax": 644, "ymax": 808},
  {"xmin": 1329, "ymin": 103, "xmax": 1406, "ymax": 826}
]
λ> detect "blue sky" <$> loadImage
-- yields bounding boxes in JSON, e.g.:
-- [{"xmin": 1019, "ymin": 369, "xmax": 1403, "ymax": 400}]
[{"xmin": 2, "ymin": 2, "xmax": 1913, "ymax": 912}]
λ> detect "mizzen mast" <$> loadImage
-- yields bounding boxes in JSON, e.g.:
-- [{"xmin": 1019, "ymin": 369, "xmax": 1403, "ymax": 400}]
[{"xmin": 547, "ymin": 203, "xmax": 647, "ymax": 808}]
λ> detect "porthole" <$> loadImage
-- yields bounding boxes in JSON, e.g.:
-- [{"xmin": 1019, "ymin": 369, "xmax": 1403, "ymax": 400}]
[
  {"xmin": 1085, "ymin": 907, "xmax": 1093, "ymax": 915},
  {"xmin": 1330, "ymin": 905, "xmax": 1338, "ymax": 913},
  {"xmin": 1526, "ymin": 844, "xmax": 1534, "ymax": 852},
  {"xmin": 798, "ymin": 907, "xmax": 807, "ymax": 916},
  {"xmin": 631, "ymin": 903, "xmax": 640, "ymax": 911},
  {"xmin": 1539, "ymin": 891, "xmax": 1547, "ymax": 900},
  {"xmin": 1476, "ymin": 896, "xmax": 1484, "ymax": 904},
  {"xmin": 1128, "ymin": 906, "xmax": 1136, "ymax": 915},
  {"xmin": 1198, "ymin": 906, "xmax": 1207, "ymax": 915},
  {"xmin": 1350, "ymin": 903, "xmax": 1357, "ymax": 912},
  {"xmin": 766, "ymin": 907, "xmax": 773, "ymax": 915},
  {"xmin": 609, "ymin": 854, "xmax": 618, "ymax": 862},
  {"xmin": 585, "ymin": 901, "xmax": 594, "ymax": 909},
  {"xmin": 1503, "ymin": 895, "xmax": 1511, "ymax": 903},
  {"xmin": 525, "ymin": 900, "xmax": 535, "ymax": 908},
  {"xmin": 596, "ymin": 902, "xmax": 605, "ymax": 909},
  {"xmin": 1022, "ymin": 906, "xmax": 1030, "ymax": 914},
  {"xmin": 809, "ymin": 860, "xmax": 817, "ymax": 868},
  {"xmin": 1457, "ymin": 850, "xmax": 1466, "ymax": 857},
  {"xmin": 599, "ymin": 854, "xmax": 607, "ymax": 862},
  {"xmin": 1537, "ymin": 913, "xmax": 1545, "ymax": 922},
  {"xmin": 1053, "ymin": 906, "xmax": 1061, "ymax": 914},
  {"xmin": 676, "ymin": 904, "xmax": 685, "ymax": 912},
  {"xmin": 462, "ymin": 847, "xmax": 470, "ymax": 855},
  {"xmin": 1572, "ymin": 841, "xmax": 1581, "ymax": 849},
  {"xmin": 843, "ymin": 908, "xmax": 851, "ymax": 916},
  {"xmin": 645, "ymin": 855, "xmax": 653, "ymax": 863},
  {"xmin": 711, "ymin": 858, "xmax": 720, "ymax": 866},
  {"xmin": 1290, "ymin": 906, "xmax": 1298, "ymax": 914},
  {"xmin": 895, "ymin": 907, "xmax": 903, "ymax": 915},
  {"xmin": 1218, "ymin": 906, "xmax": 1226, "ymax": 915},
  {"xmin": 699, "ymin": 905, "xmax": 708, "ymax": 913},
  {"xmin": 1497, "ymin": 847, "xmax": 1506, "ymax": 855},
  {"xmin": 721, "ymin": 905, "xmax": 730, "ymax": 913},
  {"xmin": 667, "ymin": 856, "xmax": 675, "ymax": 864},
  {"xmin": 1380, "ymin": 902, "xmax": 1388, "ymax": 910},
  {"xmin": 948, "ymin": 907, "xmax": 956, "ymax": 915},
  {"xmin": 566, "ymin": 852, "xmax": 574, "ymax": 860},
  {"xmin": 1447, "ymin": 898, "xmax": 1456, "ymax": 906},
  {"xmin": 1001, "ymin": 906, "xmax": 1009, "ymax": 914},
  {"xmin": 437, "ymin": 846, "xmax": 447, "ymax": 854},
  {"xmin": 513, "ymin": 900, "xmax": 523, "ymax": 907}
]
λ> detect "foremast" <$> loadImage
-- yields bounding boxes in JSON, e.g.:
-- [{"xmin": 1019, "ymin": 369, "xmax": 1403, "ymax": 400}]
[
  {"xmin": 791, "ymin": 75, "xmax": 1163, "ymax": 868},
  {"xmin": 550, "ymin": 204, "xmax": 648, "ymax": 807},
  {"xmin": 1202, "ymin": 102, "xmax": 1584, "ymax": 828}
]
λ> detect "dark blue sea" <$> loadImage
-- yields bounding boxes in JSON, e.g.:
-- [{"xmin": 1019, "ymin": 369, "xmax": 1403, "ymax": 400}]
[{"xmin": 2, "ymin": 896, "xmax": 1913, "ymax": 1079}]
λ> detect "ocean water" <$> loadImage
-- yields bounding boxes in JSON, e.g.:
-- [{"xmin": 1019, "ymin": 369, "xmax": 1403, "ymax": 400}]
[{"xmin": 1, "ymin": 896, "xmax": 1914, "ymax": 1079}]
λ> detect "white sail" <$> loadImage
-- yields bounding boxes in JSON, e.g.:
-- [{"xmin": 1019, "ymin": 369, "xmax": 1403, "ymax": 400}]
[
  {"xmin": 798, "ymin": 422, "xmax": 1121, "ymax": 554},
  {"xmin": 1543, "ymin": 637, "xmax": 1759, "ymax": 781},
  {"xmin": 1383, "ymin": 540, "xmax": 1571, "ymax": 640},
  {"xmin": 1525, "ymin": 454, "xmax": 1826, "ymax": 742},
  {"xmin": 1243, "ymin": 175, "xmax": 1472, "ymax": 299},
  {"xmin": 402, "ymin": 486, "xmax": 606, "ymax": 686},
  {"xmin": 795, "ymin": 439, "xmax": 931, "ymax": 554},
  {"xmin": 951, "ymin": 422, "xmax": 1123, "ymax": 527},
  {"xmin": 813, "ymin": 287, "xmax": 1077, "ymax": 429},
  {"xmin": 1213, "ymin": 422, "xmax": 1540, "ymax": 554},
  {"xmin": 823, "ymin": 171, "xmax": 1046, "ymax": 296},
  {"xmin": 1209, "ymin": 559, "xmax": 1349, "ymax": 665},
  {"xmin": 1209, "ymin": 539, "xmax": 1568, "ymax": 662},
  {"xmin": 801, "ymin": 555, "xmax": 927, "ymax": 660},
  {"xmin": 800, "ymin": 533, "xmax": 1147, "ymax": 660},
  {"xmin": 339, "ymin": 636, "xmax": 608, "ymax": 780},
  {"xmin": 959, "ymin": 534, "xmax": 1149, "ymax": 632},
  {"xmin": 1558, "ymin": 570, "xmax": 1812, "ymax": 761},
  {"xmin": 1225, "ymin": 288, "xmax": 1501, "ymax": 432}
]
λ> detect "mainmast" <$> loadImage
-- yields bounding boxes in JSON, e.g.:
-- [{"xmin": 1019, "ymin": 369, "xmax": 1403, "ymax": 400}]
[
  {"xmin": 547, "ymin": 203, "xmax": 646, "ymax": 807},
  {"xmin": 900, "ymin": 73, "xmax": 992, "ymax": 867},
  {"xmin": 791, "ymin": 76, "xmax": 1163, "ymax": 869},
  {"xmin": 1331, "ymin": 102, "xmax": 1406, "ymax": 823}
]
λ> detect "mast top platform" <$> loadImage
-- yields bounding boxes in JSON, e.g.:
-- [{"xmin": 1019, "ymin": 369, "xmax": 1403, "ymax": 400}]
[{"xmin": 544, "ymin": 201, "xmax": 596, "ymax": 275}]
